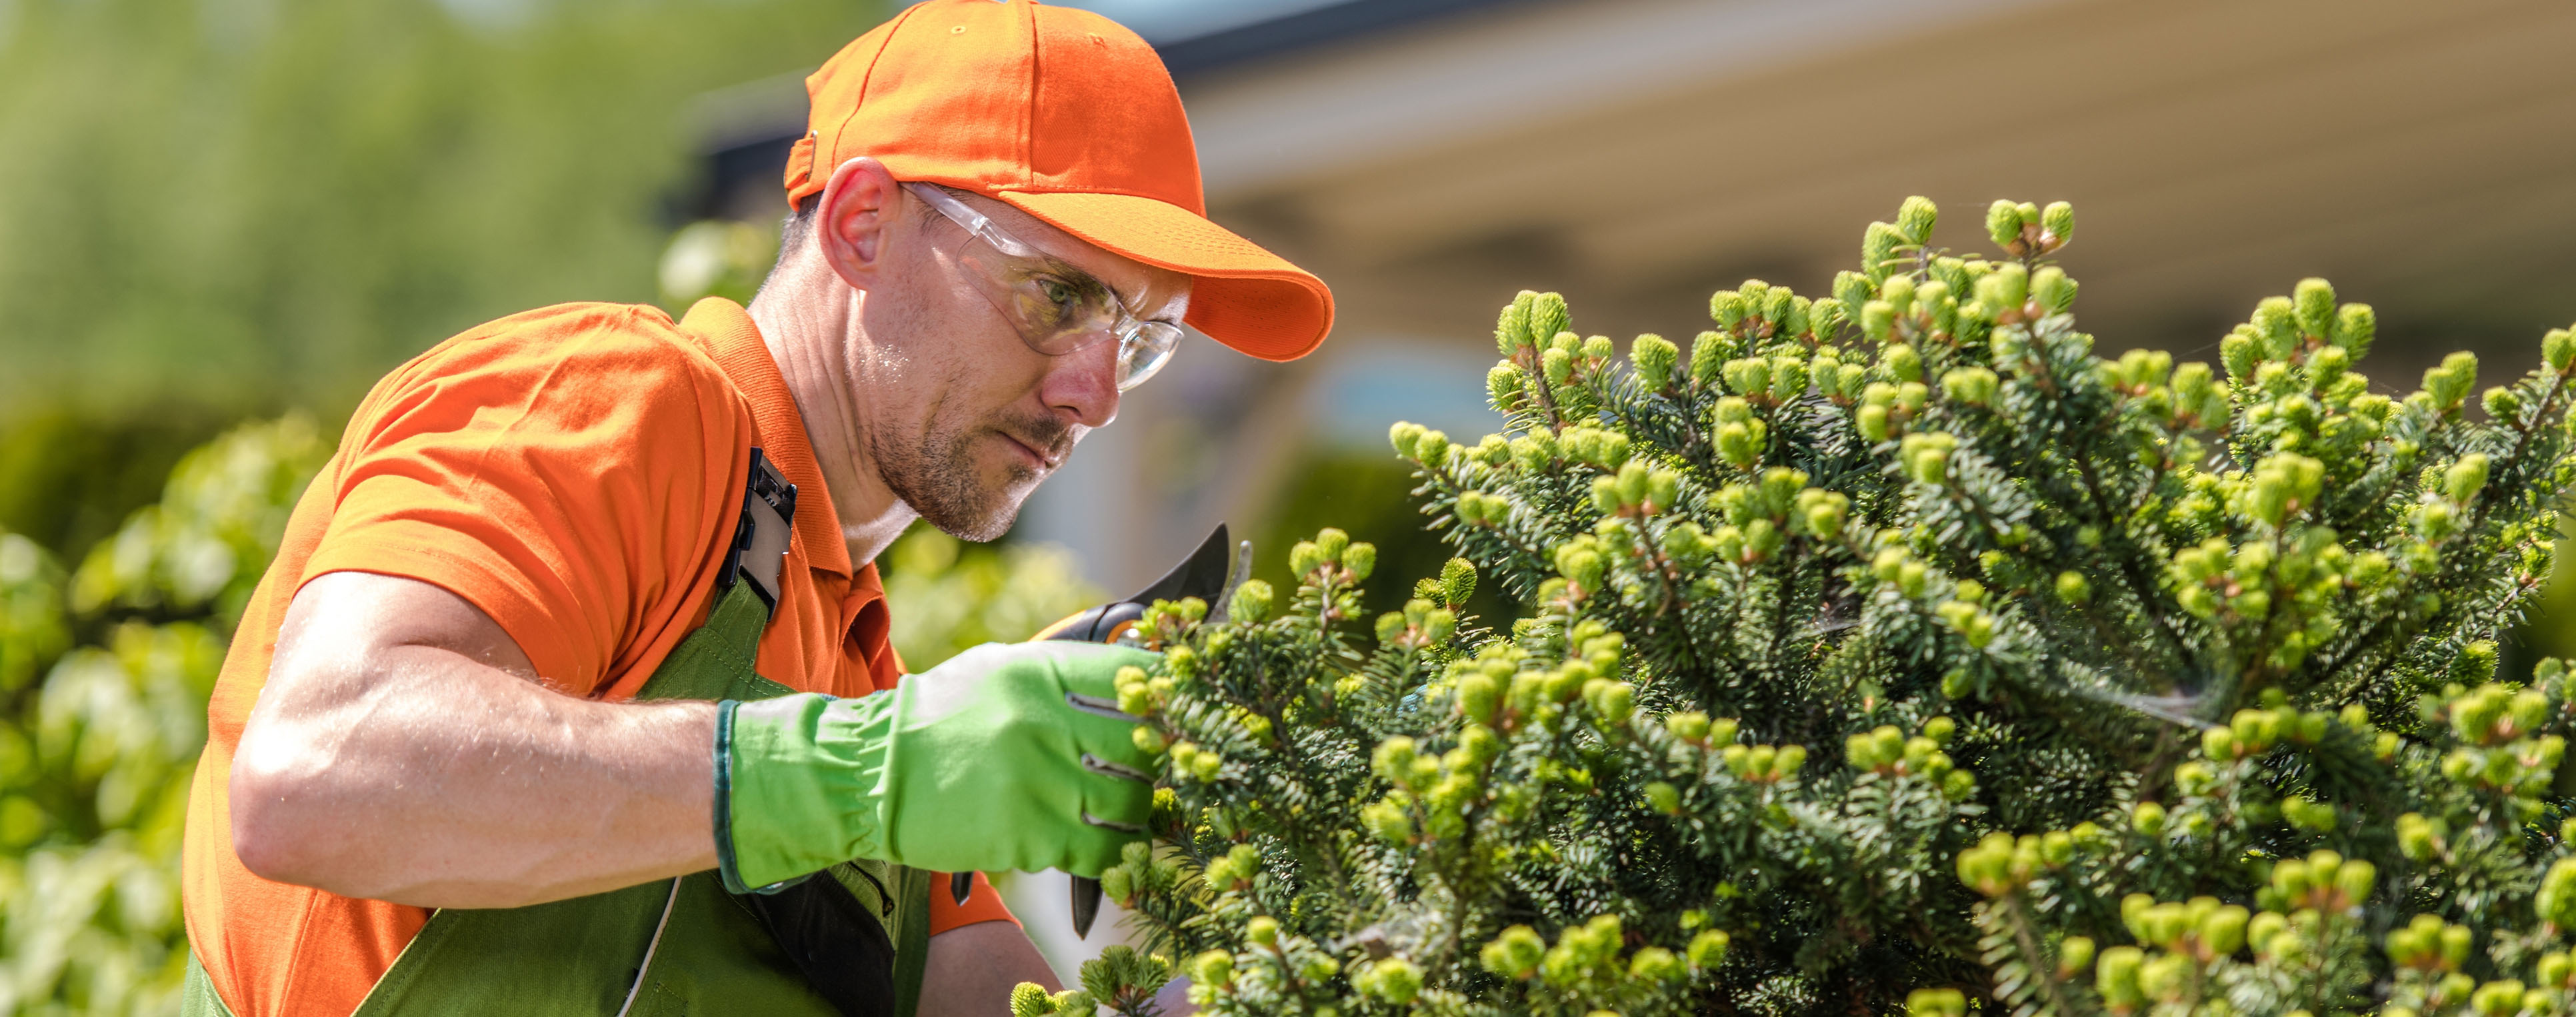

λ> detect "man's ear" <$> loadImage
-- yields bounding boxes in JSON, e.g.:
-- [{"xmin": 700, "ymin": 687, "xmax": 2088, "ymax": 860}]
[{"xmin": 814, "ymin": 157, "xmax": 903, "ymax": 293}]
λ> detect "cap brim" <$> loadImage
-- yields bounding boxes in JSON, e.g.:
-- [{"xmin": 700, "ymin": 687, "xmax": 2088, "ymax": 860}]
[{"xmin": 994, "ymin": 191, "xmax": 1333, "ymax": 362}]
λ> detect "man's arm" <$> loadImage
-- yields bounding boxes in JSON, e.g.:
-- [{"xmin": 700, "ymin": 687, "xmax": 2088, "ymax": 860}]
[{"xmin": 230, "ymin": 570, "xmax": 719, "ymax": 908}]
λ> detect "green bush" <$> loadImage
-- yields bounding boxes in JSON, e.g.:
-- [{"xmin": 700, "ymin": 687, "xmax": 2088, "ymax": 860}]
[
  {"xmin": 0, "ymin": 409, "xmax": 232, "ymax": 564},
  {"xmin": 1033, "ymin": 198, "xmax": 2576, "ymax": 1016},
  {"xmin": 0, "ymin": 417, "xmax": 327, "ymax": 1016},
  {"xmin": 880, "ymin": 525, "xmax": 1101, "ymax": 671}
]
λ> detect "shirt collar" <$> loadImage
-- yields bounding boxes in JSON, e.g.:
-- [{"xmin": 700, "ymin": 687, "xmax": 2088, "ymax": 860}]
[{"xmin": 677, "ymin": 297, "xmax": 854, "ymax": 580}]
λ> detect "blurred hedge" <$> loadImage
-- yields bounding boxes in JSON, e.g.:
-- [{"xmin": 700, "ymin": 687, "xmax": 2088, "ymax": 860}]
[
  {"xmin": 0, "ymin": 410, "xmax": 238, "ymax": 566},
  {"xmin": 880, "ymin": 526, "xmax": 1103, "ymax": 672},
  {"xmin": 0, "ymin": 418, "xmax": 328, "ymax": 1015}
]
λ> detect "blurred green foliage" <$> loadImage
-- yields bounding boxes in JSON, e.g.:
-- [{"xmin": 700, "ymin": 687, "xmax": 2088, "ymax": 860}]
[
  {"xmin": 0, "ymin": 411, "xmax": 233, "ymax": 564},
  {"xmin": 880, "ymin": 524, "xmax": 1104, "ymax": 671},
  {"xmin": 64, "ymin": 419, "xmax": 333, "ymax": 632},
  {"xmin": 2523, "ymin": 542, "xmax": 2576, "ymax": 664},
  {"xmin": 659, "ymin": 219, "xmax": 783, "ymax": 313},
  {"xmin": 0, "ymin": 418, "xmax": 328, "ymax": 1016},
  {"xmin": 0, "ymin": 0, "xmax": 884, "ymax": 414}
]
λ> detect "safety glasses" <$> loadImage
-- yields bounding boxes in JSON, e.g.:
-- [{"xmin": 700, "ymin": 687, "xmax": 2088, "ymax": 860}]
[{"xmin": 903, "ymin": 182, "xmax": 1181, "ymax": 391}]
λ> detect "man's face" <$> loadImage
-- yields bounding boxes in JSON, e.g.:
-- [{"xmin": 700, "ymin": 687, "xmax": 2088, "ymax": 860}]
[{"xmin": 850, "ymin": 189, "xmax": 1191, "ymax": 540}]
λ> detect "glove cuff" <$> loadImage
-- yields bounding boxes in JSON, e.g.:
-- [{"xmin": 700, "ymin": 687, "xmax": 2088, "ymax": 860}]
[
  {"xmin": 717, "ymin": 692, "xmax": 899, "ymax": 892},
  {"xmin": 714, "ymin": 699, "xmax": 748, "ymax": 892}
]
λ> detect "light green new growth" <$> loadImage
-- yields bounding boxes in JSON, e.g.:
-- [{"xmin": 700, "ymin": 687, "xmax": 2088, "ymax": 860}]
[{"xmin": 1025, "ymin": 197, "xmax": 2576, "ymax": 1016}]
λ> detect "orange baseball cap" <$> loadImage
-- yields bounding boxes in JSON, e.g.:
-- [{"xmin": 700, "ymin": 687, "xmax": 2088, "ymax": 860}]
[{"xmin": 784, "ymin": 0, "xmax": 1334, "ymax": 361}]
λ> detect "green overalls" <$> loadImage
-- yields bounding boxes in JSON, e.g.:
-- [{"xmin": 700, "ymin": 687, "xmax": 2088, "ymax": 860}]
[{"xmin": 185, "ymin": 449, "xmax": 929, "ymax": 1016}]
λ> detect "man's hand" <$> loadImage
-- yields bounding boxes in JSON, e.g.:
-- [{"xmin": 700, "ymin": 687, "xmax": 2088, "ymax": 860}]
[
  {"xmin": 721, "ymin": 642, "xmax": 1157, "ymax": 889},
  {"xmin": 232, "ymin": 572, "xmax": 721, "ymax": 908}
]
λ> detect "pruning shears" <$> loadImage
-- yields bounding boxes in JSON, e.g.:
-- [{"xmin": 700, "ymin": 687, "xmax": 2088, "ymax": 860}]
[{"xmin": 945, "ymin": 524, "xmax": 1250, "ymax": 939}]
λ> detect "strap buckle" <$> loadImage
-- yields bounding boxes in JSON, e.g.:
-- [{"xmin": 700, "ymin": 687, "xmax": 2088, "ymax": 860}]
[{"xmin": 719, "ymin": 447, "xmax": 799, "ymax": 612}]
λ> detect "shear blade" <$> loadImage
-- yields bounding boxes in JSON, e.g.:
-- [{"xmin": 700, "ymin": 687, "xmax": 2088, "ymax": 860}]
[
  {"xmin": 1071, "ymin": 876, "xmax": 1103, "ymax": 939},
  {"xmin": 1055, "ymin": 524, "xmax": 1229, "ymax": 941},
  {"xmin": 1125, "ymin": 524, "xmax": 1232, "ymax": 605}
]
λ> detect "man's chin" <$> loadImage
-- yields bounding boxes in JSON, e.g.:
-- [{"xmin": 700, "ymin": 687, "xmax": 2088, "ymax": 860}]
[
  {"xmin": 917, "ymin": 504, "xmax": 1013, "ymax": 542},
  {"xmin": 917, "ymin": 475, "xmax": 1040, "ymax": 542},
  {"xmin": 881, "ymin": 429, "xmax": 1057, "ymax": 542}
]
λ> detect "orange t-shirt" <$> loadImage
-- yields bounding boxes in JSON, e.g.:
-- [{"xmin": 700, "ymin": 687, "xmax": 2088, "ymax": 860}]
[{"xmin": 181, "ymin": 298, "xmax": 1015, "ymax": 1017}]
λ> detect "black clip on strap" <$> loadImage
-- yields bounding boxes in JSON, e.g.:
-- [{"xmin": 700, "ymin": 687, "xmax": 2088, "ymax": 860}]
[{"xmin": 720, "ymin": 448, "xmax": 799, "ymax": 614}]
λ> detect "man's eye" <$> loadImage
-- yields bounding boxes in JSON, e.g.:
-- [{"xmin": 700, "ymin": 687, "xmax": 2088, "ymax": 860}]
[{"xmin": 1035, "ymin": 278, "xmax": 1080, "ymax": 313}]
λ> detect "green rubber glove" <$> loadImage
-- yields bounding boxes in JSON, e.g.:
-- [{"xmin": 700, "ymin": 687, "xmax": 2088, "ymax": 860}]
[{"xmin": 716, "ymin": 642, "xmax": 1157, "ymax": 891}]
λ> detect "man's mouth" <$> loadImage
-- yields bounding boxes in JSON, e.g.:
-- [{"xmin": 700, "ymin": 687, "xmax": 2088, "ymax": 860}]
[{"xmin": 1000, "ymin": 430, "xmax": 1065, "ymax": 471}]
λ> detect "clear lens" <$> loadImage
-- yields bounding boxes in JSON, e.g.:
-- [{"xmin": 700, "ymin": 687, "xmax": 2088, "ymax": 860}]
[{"xmin": 1116, "ymin": 323, "xmax": 1181, "ymax": 391}]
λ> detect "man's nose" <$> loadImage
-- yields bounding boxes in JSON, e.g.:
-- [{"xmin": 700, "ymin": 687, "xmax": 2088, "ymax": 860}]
[{"xmin": 1040, "ymin": 336, "xmax": 1121, "ymax": 429}]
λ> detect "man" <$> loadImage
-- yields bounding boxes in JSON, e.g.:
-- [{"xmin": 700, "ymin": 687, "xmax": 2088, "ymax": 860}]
[{"xmin": 176, "ymin": 2, "xmax": 1333, "ymax": 1014}]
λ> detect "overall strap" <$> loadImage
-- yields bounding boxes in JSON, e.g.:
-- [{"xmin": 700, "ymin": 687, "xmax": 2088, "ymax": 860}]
[
  {"xmin": 634, "ymin": 447, "xmax": 799, "ymax": 704},
  {"xmin": 631, "ymin": 445, "xmax": 928, "ymax": 1017}
]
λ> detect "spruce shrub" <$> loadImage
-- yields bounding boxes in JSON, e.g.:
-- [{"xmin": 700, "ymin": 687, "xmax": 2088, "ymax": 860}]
[{"xmin": 1015, "ymin": 198, "xmax": 2576, "ymax": 1016}]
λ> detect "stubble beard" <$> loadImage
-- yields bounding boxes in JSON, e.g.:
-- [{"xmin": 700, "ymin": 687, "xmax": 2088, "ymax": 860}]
[{"xmin": 873, "ymin": 409, "xmax": 1069, "ymax": 542}]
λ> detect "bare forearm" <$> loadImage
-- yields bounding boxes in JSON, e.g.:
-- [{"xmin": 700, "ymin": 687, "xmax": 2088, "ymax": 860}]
[{"xmin": 233, "ymin": 572, "xmax": 721, "ymax": 908}]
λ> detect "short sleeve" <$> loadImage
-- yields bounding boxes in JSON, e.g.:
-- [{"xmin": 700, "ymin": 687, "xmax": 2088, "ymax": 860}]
[{"xmin": 300, "ymin": 305, "xmax": 752, "ymax": 696}]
